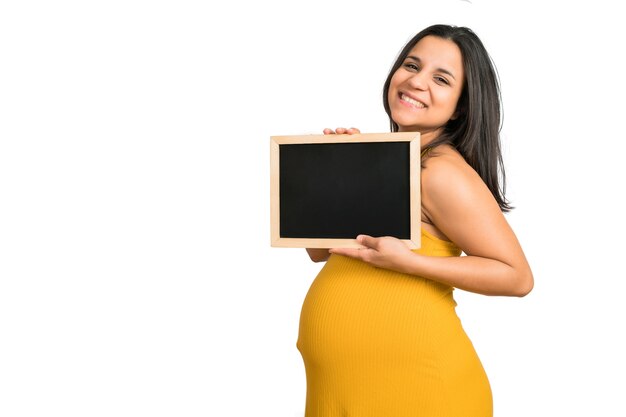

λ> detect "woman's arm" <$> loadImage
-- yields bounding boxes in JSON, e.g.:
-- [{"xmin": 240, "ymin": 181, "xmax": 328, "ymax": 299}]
[
  {"xmin": 306, "ymin": 248, "xmax": 331, "ymax": 263},
  {"xmin": 330, "ymin": 148, "xmax": 534, "ymax": 297}
]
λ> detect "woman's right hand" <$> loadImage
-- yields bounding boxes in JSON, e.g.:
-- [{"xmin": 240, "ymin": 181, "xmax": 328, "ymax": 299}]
[{"xmin": 323, "ymin": 127, "xmax": 361, "ymax": 135}]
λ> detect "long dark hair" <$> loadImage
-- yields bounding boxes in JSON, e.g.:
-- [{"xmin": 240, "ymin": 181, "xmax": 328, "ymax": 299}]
[{"xmin": 382, "ymin": 24, "xmax": 512, "ymax": 212}]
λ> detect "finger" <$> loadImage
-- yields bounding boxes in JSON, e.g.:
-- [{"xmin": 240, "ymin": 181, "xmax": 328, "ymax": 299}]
[
  {"xmin": 356, "ymin": 234, "xmax": 378, "ymax": 249},
  {"xmin": 329, "ymin": 247, "xmax": 362, "ymax": 259},
  {"xmin": 347, "ymin": 127, "xmax": 361, "ymax": 134},
  {"xmin": 335, "ymin": 127, "xmax": 347, "ymax": 134},
  {"xmin": 323, "ymin": 128, "xmax": 335, "ymax": 135}
]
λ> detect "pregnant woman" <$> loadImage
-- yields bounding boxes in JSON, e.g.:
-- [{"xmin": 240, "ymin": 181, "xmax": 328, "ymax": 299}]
[{"xmin": 297, "ymin": 24, "xmax": 533, "ymax": 417}]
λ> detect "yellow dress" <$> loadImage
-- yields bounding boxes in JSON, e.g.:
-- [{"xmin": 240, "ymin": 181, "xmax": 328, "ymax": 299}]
[{"xmin": 297, "ymin": 228, "xmax": 492, "ymax": 416}]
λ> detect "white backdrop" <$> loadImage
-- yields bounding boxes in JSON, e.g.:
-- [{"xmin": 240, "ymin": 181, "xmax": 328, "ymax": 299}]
[{"xmin": 1, "ymin": 1, "xmax": 625, "ymax": 416}]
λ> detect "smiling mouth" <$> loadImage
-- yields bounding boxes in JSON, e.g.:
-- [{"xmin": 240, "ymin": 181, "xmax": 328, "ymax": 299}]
[{"xmin": 400, "ymin": 93, "xmax": 426, "ymax": 108}]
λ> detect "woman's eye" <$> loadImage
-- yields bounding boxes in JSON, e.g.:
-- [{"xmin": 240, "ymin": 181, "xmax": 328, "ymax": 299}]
[
  {"xmin": 404, "ymin": 63, "xmax": 419, "ymax": 71},
  {"xmin": 434, "ymin": 76, "xmax": 449, "ymax": 85}
]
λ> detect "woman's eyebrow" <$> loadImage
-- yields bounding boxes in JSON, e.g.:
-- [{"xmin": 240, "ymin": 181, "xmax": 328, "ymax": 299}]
[{"xmin": 405, "ymin": 55, "xmax": 457, "ymax": 80}]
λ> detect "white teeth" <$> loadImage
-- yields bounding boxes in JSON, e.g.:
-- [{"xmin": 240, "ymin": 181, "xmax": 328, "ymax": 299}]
[{"xmin": 401, "ymin": 94, "xmax": 425, "ymax": 108}]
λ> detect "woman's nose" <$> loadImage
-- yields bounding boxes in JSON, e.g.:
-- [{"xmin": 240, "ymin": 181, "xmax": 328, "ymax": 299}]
[{"xmin": 407, "ymin": 72, "xmax": 427, "ymax": 90}]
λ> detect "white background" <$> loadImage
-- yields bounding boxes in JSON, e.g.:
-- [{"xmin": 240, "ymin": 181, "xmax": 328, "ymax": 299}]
[{"xmin": 1, "ymin": 0, "xmax": 625, "ymax": 416}]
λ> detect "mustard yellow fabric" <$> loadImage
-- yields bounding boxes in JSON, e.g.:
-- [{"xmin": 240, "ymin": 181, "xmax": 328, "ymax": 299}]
[{"xmin": 297, "ymin": 228, "xmax": 492, "ymax": 416}]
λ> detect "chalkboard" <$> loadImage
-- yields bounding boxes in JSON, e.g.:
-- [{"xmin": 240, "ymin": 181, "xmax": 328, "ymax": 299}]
[{"xmin": 270, "ymin": 132, "xmax": 420, "ymax": 248}]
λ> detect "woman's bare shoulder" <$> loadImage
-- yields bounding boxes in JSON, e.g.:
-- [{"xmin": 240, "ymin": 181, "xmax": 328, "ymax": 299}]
[
  {"xmin": 421, "ymin": 145, "xmax": 498, "ymax": 224},
  {"xmin": 421, "ymin": 145, "xmax": 482, "ymax": 193}
]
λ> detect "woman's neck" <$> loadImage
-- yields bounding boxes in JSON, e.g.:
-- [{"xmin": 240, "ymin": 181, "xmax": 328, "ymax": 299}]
[
  {"xmin": 418, "ymin": 129, "xmax": 444, "ymax": 148},
  {"xmin": 397, "ymin": 126, "xmax": 444, "ymax": 148}
]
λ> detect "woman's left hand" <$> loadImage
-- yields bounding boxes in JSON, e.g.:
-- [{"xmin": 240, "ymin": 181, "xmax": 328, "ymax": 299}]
[{"xmin": 329, "ymin": 235, "xmax": 414, "ymax": 272}]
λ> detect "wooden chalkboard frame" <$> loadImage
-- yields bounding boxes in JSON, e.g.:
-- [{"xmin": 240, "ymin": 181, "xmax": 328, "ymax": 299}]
[{"xmin": 270, "ymin": 132, "xmax": 421, "ymax": 249}]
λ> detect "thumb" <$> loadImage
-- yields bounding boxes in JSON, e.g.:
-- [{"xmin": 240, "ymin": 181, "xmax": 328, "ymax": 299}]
[{"xmin": 356, "ymin": 234, "xmax": 377, "ymax": 249}]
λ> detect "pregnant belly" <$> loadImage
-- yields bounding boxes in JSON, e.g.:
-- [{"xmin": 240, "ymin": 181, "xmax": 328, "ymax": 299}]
[{"xmin": 297, "ymin": 255, "xmax": 460, "ymax": 364}]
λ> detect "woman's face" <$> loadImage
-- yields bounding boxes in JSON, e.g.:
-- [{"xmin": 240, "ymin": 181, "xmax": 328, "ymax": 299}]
[{"xmin": 388, "ymin": 35, "xmax": 465, "ymax": 136}]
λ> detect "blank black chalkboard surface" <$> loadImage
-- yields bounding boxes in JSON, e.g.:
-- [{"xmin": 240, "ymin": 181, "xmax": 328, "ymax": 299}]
[{"xmin": 270, "ymin": 132, "xmax": 420, "ymax": 248}]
